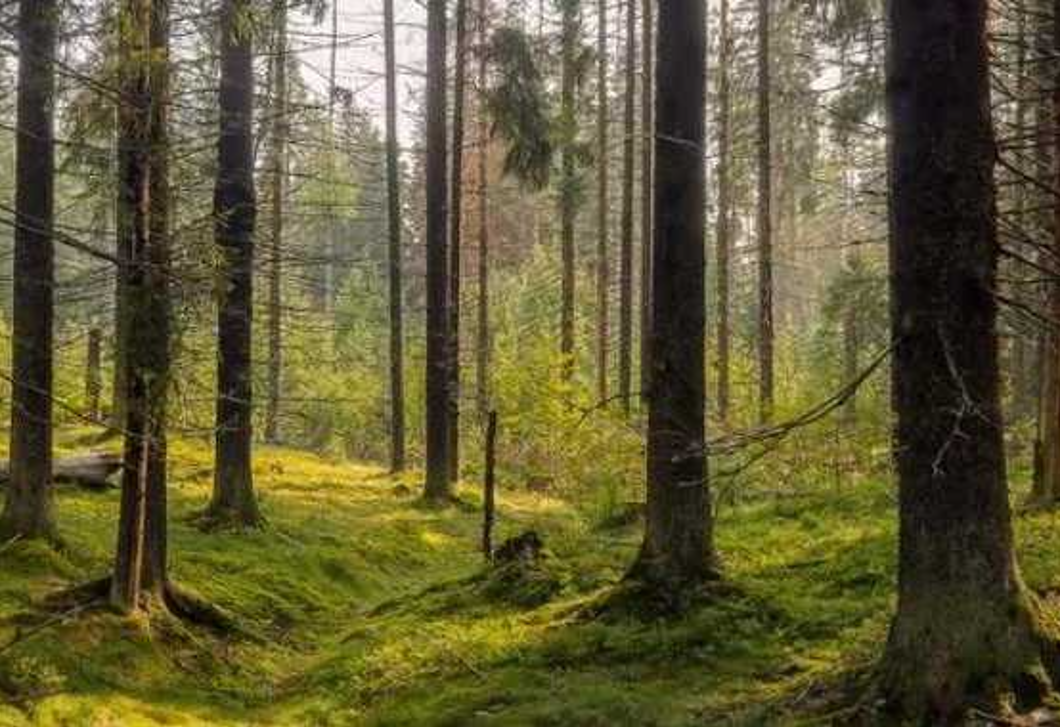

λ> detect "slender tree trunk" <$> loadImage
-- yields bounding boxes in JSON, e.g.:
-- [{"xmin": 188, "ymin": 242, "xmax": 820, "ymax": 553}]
[
  {"xmin": 112, "ymin": 0, "xmax": 152, "ymax": 612},
  {"xmin": 384, "ymin": 0, "xmax": 406, "ymax": 472},
  {"xmin": 639, "ymin": 0, "xmax": 653, "ymax": 404},
  {"xmin": 448, "ymin": 0, "xmax": 470, "ymax": 484},
  {"xmin": 618, "ymin": 0, "xmax": 636, "ymax": 415},
  {"xmin": 558, "ymin": 0, "xmax": 578, "ymax": 381},
  {"xmin": 424, "ymin": 0, "xmax": 452, "ymax": 502},
  {"xmin": 209, "ymin": 0, "xmax": 260, "ymax": 527},
  {"xmin": 880, "ymin": 1, "xmax": 1060, "ymax": 719},
  {"xmin": 2, "ymin": 0, "xmax": 58, "ymax": 542},
  {"xmin": 323, "ymin": 0, "xmax": 338, "ymax": 315},
  {"xmin": 140, "ymin": 0, "xmax": 171, "ymax": 595},
  {"xmin": 756, "ymin": 0, "xmax": 773, "ymax": 424},
  {"xmin": 714, "ymin": 0, "xmax": 731, "ymax": 426},
  {"xmin": 475, "ymin": 0, "xmax": 491, "ymax": 419},
  {"xmin": 264, "ymin": 0, "xmax": 287, "ymax": 446},
  {"xmin": 595, "ymin": 0, "xmax": 610, "ymax": 403},
  {"xmin": 86, "ymin": 327, "xmax": 102, "ymax": 423},
  {"xmin": 630, "ymin": 0, "xmax": 712, "ymax": 588}
]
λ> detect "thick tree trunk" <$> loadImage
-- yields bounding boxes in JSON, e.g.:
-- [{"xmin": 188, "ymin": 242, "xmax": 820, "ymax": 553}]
[
  {"xmin": 424, "ymin": 0, "xmax": 452, "ymax": 502},
  {"xmin": 618, "ymin": 0, "xmax": 636, "ymax": 416},
  {"xmin": 474, "ymin": 0, "xmax": 490, "ymax": 420},
  {"xmin": 630, "ymin": 0, "xmax": 712, "ymax": 587},
  {"xmin": 880, "ymin": 1, "xmax": 1060, "ymax": 720},
  {"xmin": 714, "ymin": 0, "xmax": 731, "ymax": 426},
  {"xmin": 209, "ymin": 0, "xmax": 260, "ymax": 527},
  {"xmin": 1035, "ymin": 0, "xmax": 1060, "ymax": 504},
  {"xmin": 756, "ymin": 0, "xmax": 773, "ymax": 424},
  {"xmin": 384, "ymin": 0, "xmax": 406, "ymax": 472},
  {"xmin": 558, "ymin": 0, "xmax": 578, "ymax": 382},
  {"xmin": 638, "ymin": 0, "xmax": 653, "ymax": 405},
  {"xmin": 2, "ymin": 0, "xmax": 58, "ymax": 542},
  {"xmin": 264, "ymin": 0, "xmax": 287, "ymax": 446},
  {"xmin": 448, "ymin": 0, "xmax": 470, "ymax": 484},
  {"xmin": 595, "ymin": 0, "xmax": 610, "ymax": 404}
]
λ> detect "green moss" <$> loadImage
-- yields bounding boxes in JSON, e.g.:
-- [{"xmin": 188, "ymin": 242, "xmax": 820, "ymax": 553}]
[{"xmin": 0, "ymin": 435, "xmax": 1057, "ymax": 724}]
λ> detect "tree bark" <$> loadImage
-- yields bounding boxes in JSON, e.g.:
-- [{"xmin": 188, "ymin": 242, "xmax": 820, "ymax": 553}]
[
  {"xmin": 474, "ymin": 0, "xmax": 491, "ymax": 420},
  {"xmin": 384, "ymin": 0, "xmax": 407, "ymax": 472},
  {"xmin": 2, "ymin": 0, "xmax": 58, "ymax": 543},
  {"xmin": 714, "ymin": 0, "xmax": 731, "ymax": 426},
  {"xmin": 756, "ymin": 0, "xmax": 773, "ymax": 425},
  {"xmin": 630, "ymin": 0, "xmax": 712, "ymax": 587},
  {"xmin": 448, "ymin": 0, "xmax": 470, "ymax": 484},
  {"xmin": 638, "ymin": 0, "xmax": 653, "ymax": 405},
  {"xmin": 558, "ymin": 0, "xmax": 578, "ymax": 382},
  {"xmin": 86, "ymin": 328, "xmax": 103, "ymax": 423},
  {"xmin": 880, "ymin": 1, "xmax": 1060, "ymax": 720},
  {"xmin": 424, "ymin": 0, "xmax": 452, "ymax": 502},
  {"xmin": 618, "ymin": 0, "xmax": 636, "ymax": 416},
  {"xmin": 264, "ymin": 0, "xmax": 287, "ymax": 446},
  {"xmin": 209, "ymin": 0, "xmax": 260, "ymax": 527},
  {"xmin": 595, "ymin": 0, "xmax": 610, "ymax": 404}
]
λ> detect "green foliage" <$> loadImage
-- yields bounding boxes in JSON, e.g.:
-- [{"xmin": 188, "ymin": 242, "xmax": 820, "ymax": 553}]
[{"xmin": 485, "ymin": 27, "xmax": 555, "ymax": 189}]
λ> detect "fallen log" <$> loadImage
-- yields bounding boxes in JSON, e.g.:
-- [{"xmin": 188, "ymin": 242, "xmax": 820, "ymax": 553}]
[{"xmin": 0, "ymin": 453, "xmax": 122, "ymax": 491}]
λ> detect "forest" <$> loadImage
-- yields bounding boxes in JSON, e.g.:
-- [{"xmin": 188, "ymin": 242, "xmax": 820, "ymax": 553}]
[{"xmin": 0, "ymin": 0, "xmax": 1052, "ymax": 724}]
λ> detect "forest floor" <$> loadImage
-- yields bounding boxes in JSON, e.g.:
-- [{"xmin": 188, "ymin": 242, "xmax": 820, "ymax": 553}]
[{"xmin": 1, "ymin": 432, "xmax": 1059, "ymax": 726}]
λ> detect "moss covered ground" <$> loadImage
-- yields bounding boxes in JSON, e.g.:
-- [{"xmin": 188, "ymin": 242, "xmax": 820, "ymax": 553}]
[{"xmin": 1, "ymin": 433, "xmax": 1058, "ymax": 725}]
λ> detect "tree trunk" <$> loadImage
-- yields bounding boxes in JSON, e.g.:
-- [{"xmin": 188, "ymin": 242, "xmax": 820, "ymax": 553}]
[
  {"xmin": 558, "ymin": 0, "xmax": 578, "ymax": 382},
  {"xmin": 638, "ymin": 0, "xmax": 653, "ymax": 405},
  {"xmin": 630, "ymin": 0, "xmax": 712, "ymax": 587},
  {"xmin": 86, "ymin": 328, "xmax": 103, "ymax": 423},
  {"xmin": 264, "ymin": 0, "xmax": 287, "ymax": 446},
  {"xmin": 448, "ymin": 0, "xmax": 470, "ymax": 484},
  {"xmin": 618, "ymin": 0, "xmax": 636, "ymax": 416},
  {"xmin": 2, "ymin": 0, "xmax": 58, "ymax": 543},
  {"xmin": 1035, "ymin": 0, "xmax": 1060, "ymax": 504},
  {"xmin": 209, "ymin": 0, "xmax": 260, "ymax": 527},
  {"xmin": 756, "ymin": 0, "xmax": 773, "ymax": 424},
  {"xmin": 424, "ymin": 0, "xmax": 452, "ymax": 502},
  {"xmin": 474, "ymin": 0, "xmax": 491, "ymax": 420},
  {"xmin": 384, "ymin": 0, "xmax": 407, "ymax": 472},
  {"xmin": 880, "ymin": 1, "xmax": 1060, "ymax": 720},
  {"xmin": 595, "ymin": 0, "xmax": 610, "ymax": 404},
  {"xmin": 111, "ymin": 0, "xmax": 155, "ymax": 612},
  {"xmin": 714, "ymin": 0, "xmax": 731, "ymax": 426}
]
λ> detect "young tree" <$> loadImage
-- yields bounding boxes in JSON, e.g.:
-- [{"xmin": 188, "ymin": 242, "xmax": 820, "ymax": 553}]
[
  {"xmin": 424, "ymin": 0, "xmax": 452, "ymax": 501},
  {"xmin": 384, "ymin": 0, "xmax": 406, "ymax": 472},
  {"xmin": 2, "ymin": 0, "xmax": 58, "ymax": 542},
  {"xmin": 880, "ymin": 0, "xmax": 1060, "ymax": 719},
  {"xmin": 448, "ymin": 0, "xmax": 470, "ymax": 483},
  {"xmin": 209, "ymin": 0, "xmax": 261, "ymax": 527},
  {"xmin": 756, "ymin": 0, "xmax": 773, "ymax": 424},
  {"xmin": 630, "ymin": 0, "xmax": 712, "ymax": 588},
  {"xmin": 595, "ymin": 0, "xmax": 610, "ymax": 403},
  {"xmin": 618, "ymin": 0, "xmax": 636, "ymax": 415}
]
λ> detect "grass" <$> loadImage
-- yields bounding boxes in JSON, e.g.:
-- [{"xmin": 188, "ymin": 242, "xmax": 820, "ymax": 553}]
[{"xmin": 0, "ymin": 432, "xmax": 1057, "ymax": 725}]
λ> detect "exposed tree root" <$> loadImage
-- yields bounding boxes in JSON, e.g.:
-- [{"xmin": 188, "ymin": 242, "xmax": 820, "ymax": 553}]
[
  {"xmin": 191, "ymin": 506, "xmax": 266, "ymax": 533},
  {"xmin": 30, "ymin": 577, "xmax": 259, "ymax": 643}
]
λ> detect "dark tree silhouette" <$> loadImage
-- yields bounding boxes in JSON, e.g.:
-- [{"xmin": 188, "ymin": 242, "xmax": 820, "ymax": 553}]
[{"xmin": 2, "ymin": 0, "xmax": 58, "ymax": 542}]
